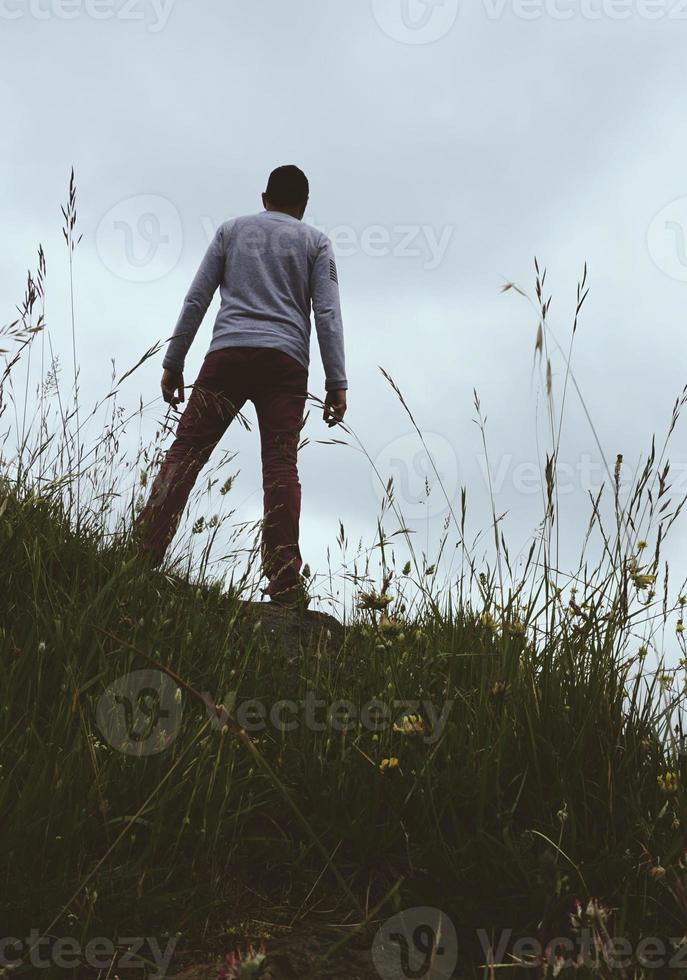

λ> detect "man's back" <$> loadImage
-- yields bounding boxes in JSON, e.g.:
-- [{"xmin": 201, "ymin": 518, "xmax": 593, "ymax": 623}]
[
  {"xmin": 218, "ymin": 210, "xmax": 321, "ymax": 328},
  {"xmin": 162, "ymin": 209, "xmax": 348, "ymax": 393}
]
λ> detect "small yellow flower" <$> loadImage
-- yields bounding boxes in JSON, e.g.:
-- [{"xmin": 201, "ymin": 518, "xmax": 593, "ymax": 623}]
[
  {"xmin": 393, "ymin": 714, "xmax": 427, "ymax": 737},
  {"xmin": 481, "ymin": 611, "xmax": 498, "ymax": 631},
  {"xmin": 637, "ymin": 541, "xmax": 648, "ymax": 550},
  {"xmin": 658, "ymin": 771, "xmax": 679, "ymax": 794},
  {"xmin": 649, "ymin": 864, "xmax": 666, "ymax": 880},
  {"xmin": 638, "ymin": 645, "xmax": 648, "ymax": 659},
  {"xmin": 678, "ymin": 622, "xmax": 685, "ymax": 635},
  {"xmin": 633, "ymin": 574, "xmax": 656, "ymax": 590},
  {"xmin": 379, "ymin": 757, "xmax": 399, "ymax": 771}
]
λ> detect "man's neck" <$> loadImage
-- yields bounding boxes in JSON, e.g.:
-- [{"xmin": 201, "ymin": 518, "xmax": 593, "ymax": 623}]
[{"xmin": 265, "ymin": 205, "xmax": 303, "ymax": 220}]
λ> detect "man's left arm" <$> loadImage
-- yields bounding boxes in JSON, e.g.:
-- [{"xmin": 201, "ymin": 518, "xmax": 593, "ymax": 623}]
[
  {"xmin": 310, "ymin": 235, "xmax": 348, "ymax": 426},
  {"xmin": 161, "ymin": 225, "xmax": 226, "ymax": 406}
]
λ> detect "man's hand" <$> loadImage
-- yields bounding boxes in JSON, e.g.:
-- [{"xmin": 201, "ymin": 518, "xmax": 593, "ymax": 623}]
[
  {"xmin": 161, "ymin": 369, "xmax": 185, "ymax": 408},
  {"xmin": 323, "ymin": 389, "xmax": 347, "ymax": 427}
]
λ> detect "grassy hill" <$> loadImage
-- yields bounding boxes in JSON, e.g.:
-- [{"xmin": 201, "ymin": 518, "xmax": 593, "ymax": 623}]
[{"xmin": 2, "ymin": 475, "xmax": 687, "ymax": 978}]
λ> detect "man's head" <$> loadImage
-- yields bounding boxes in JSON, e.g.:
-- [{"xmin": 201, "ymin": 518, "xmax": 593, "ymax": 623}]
[{"xmin": 262, "ymin": 165, "xmax": 309, "ymax": 219}]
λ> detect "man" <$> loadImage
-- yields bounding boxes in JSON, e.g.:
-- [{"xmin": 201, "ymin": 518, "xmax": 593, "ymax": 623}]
[{"xmin": 134, "ymin": 165, "xmax": 348, "ymax": 608}]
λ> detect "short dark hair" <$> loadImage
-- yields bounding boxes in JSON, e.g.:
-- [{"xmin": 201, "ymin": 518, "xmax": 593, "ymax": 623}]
[{"xmin": 265, "ymin": 165, "xmax": 309, "ymax": 207}]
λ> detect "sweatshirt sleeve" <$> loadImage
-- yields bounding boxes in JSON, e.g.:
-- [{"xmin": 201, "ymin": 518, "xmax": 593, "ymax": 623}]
[
  {"xmin": 310, "ymin": 235, "xmax": 348, "ymax": 391},
  {"xmin": 162, "ymin": 225, "xmax": 226, "ymax": 372}
]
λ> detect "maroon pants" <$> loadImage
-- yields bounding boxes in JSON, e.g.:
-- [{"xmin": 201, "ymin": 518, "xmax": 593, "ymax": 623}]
[{"xmin": 135, "ymin": 346, "xmax": 308, "ymax": 597}]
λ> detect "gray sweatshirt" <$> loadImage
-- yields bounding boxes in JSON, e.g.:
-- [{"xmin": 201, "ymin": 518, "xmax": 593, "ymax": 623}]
[{"xmin": 162, "ymin": 210, "xmax": 348, "ymax": 391}]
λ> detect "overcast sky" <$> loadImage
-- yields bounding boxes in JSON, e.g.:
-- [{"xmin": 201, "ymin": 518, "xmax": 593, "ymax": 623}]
[{"xmin": 3, "ymin": 0, "xmax": 687, "ymax": 660}]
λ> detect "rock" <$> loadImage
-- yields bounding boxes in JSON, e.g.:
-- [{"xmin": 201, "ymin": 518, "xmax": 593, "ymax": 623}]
[
  {"xmin": 256, "ymin": 934, "xmax": 377, "ymax": 979},
  {"xmin": 170, "ymin": 964, "xmax": 218, "ymax": 980},
  {"xmin": 169, "ymin": 927, "xmax": 377, "ymax": 980},
  {"xmin": 235, "ymin": 600, "xmax": 346, "ymax": 655}
]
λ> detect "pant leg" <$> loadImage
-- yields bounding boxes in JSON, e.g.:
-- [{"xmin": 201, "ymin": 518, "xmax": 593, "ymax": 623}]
[
  {"xmin": 135, "ymin": 349, "xmax": 248, "ymax": 565},
  {"xmin": 251, "ymin": 350, "xmax": 308, "ymax": 597}
]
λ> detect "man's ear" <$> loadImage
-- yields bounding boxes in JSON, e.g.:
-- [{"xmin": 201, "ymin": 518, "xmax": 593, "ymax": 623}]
[{"xmin": 262, "ymin": 192, "xmax": 269, "ymax": 210}]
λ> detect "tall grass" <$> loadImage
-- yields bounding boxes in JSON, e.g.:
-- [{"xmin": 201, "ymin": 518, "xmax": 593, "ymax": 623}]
[{"xmin": 3, "ymin": 175, "xmax": 687, "ymax": 978}]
